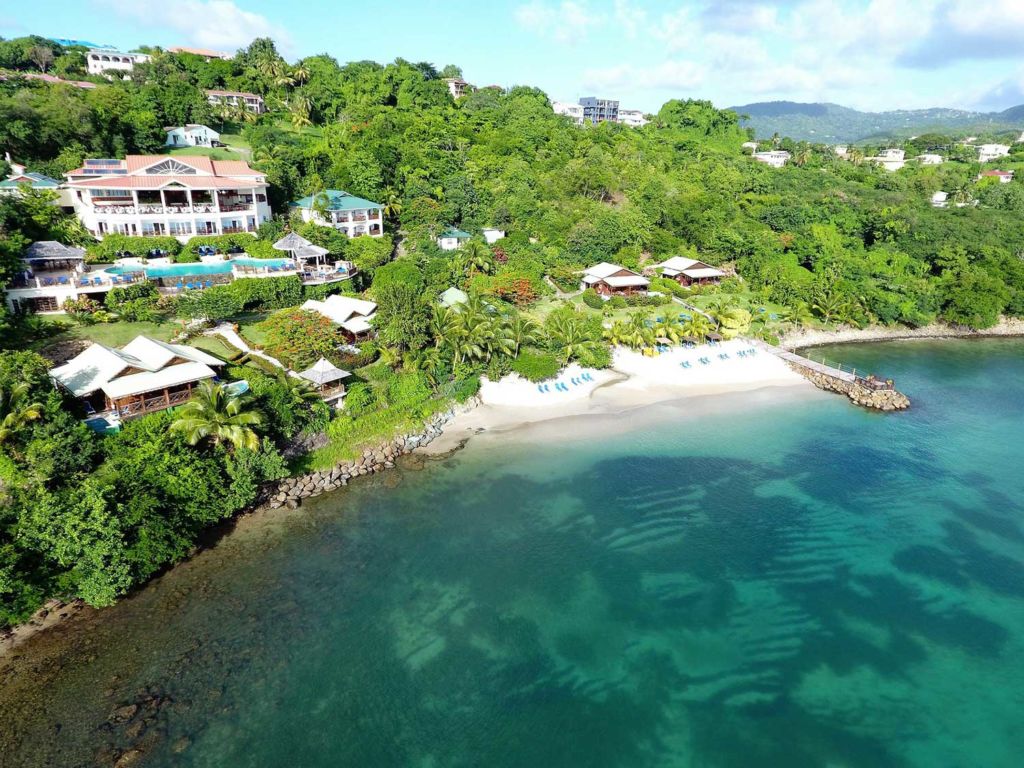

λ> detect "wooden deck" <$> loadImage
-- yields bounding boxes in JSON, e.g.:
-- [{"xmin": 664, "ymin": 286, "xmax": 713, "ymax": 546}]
[{"xmin": 760, "ymin": 343, "xmax": 858, "ymax": 383}]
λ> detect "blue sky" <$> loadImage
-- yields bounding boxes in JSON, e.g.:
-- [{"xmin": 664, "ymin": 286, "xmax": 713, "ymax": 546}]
[{"xmin": 4, "ymin": 0, "xmax": 1024, "ymax": 112}]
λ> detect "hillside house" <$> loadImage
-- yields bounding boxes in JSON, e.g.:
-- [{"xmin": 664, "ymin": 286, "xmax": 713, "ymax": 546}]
[
  {"xmin": 206, "ymin": 89, "xmax": 266, "ymax": 114},
  {"xmin": 580, "ymin": 262, "xmax": 649, "ymax": 296},
  {"xmin": 978, "ymin": 144, "xmax": 1010, "ymax": 163},
  {"xmin": 301, "ymin": 294, "xmax": 378, "ymax": 340},
  {"xmin": 655, "ymin": 256, "xmax": 726, "ymax": 287},
  {"xmin": 438, "ymin": 227, "xmax": 471, "ymax": 251},
  {"xmin": 752, "ymin": 150, "xmax": 791, "ymax": 168},
  {"xmin": 289, "ymin": 190, "xmax": 383, "ymax": 238},
  {"xmin": 164, "ymin": 124, "xmax": 220, "ymax": 147}
]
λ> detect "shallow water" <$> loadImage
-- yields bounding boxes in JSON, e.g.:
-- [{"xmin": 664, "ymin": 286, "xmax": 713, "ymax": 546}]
[{"xmin": 2, "ymin": 339, "xmax": 1023, "ymax": 767}]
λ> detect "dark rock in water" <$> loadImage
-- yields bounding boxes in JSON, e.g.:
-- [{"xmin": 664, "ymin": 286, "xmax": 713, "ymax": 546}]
[
  {"xmin": 124, "ymin": 719, "xmax": 146, "ymax": 740},
  {"xmin": 114, "ymin": 748, "xmax": 144, "ymax": 767},
  {"xmin": 286, "ymin": 498, "xmax": 300, "ymax": 509},
  {"xmin": 110, "ymin": 704, "xmax": 138, "ymax": 724},
  {"xmin": 171, "ymin": 736, "xmax": 192, "ymax": 754}
]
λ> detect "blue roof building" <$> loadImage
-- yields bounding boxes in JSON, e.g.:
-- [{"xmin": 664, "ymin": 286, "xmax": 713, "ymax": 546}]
[{"xmin": 288, "ymin": 189, "xmax": 383, "ymax": 239}]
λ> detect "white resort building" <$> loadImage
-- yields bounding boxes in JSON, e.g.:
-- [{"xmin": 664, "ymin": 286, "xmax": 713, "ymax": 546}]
[
  {"xmin": 65, "ymin": 155, "xmax": 272, "ymax": 241},
  {"xmin": 3, "ymin": 241, "xmax": 124, "ymax": 314},
  {"xmin": 618, "ymin": 109, "xmax": 650, "ymax": 128},
  {"xmin": 868, "ymin": 149, "xmax": 906, "ymax": 172},
  {"xmin": 164, "ymin": 124, "xmax": 220, "ymax": 147},
  {"xmin": 444, "ymin": 78, "xmax": 473, "ymax": 99},
  {"xmin": 916, "ymin": 153, "xmax": 944, "ymax": 166},
  {"xmin": 288, "ymin": 190, "xmax": 383, "ymax": 238},
  {"xmin": 977, "ymin": 144, "xmax": 1010, "ymax": 163},
  {"xmin": 552, "ymin": 101, "xmax": 584, "ymax": 125},
  {"xmin": 205, "ymin": 89, "xmax": 266, "ymax": 114},
  {"xmin": 50, "ymin": 335, "xmax": 225, "ymax": 423},
  {"xmin": 752, "ymin": 151, "xmax": 791, "ymax": 168},
  {"xmin": 86, "ymin": 49, "xmax": 149, "ymax": 77}
]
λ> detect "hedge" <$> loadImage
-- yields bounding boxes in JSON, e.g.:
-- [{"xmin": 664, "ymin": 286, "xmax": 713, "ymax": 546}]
[{"xmin": 511, "ymin": 349, "xmax": 560, "ymax": 382}]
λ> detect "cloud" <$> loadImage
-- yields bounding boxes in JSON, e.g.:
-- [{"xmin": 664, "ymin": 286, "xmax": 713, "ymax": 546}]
[
  {"xmin": 614, "ymin": 0, "xmax": 648, "ymax": 39},
  {"xmin": 583, "ymin": 59, "xmax": 707, "ymax": 93},
  {"xmin": 514, "ymin": 1, "xmax": 604, "ymax": 42},
  {"xmin": 96, "ymin": 0, "xmax": 287, "ymax": 53},
  {"xmin": 898, "ymin": 0, "xmax": 1024, "ymax": 66}
]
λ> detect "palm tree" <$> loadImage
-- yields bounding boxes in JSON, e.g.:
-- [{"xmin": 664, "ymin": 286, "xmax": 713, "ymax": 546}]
[
  {"xmin": 289, "ymin": 96, "xmax": 312, "ymax": 129},
  {"xmin": 603, "ymin": 320, "xmax": 634, "ymax": 347},
  {"xmin": 292, "ymin": 63, "xmax": 311, "ymax": 85},
  {"xmin": 430, "ymin": 305, "xmax": 460, "ymax": 349},
  {"xmin": 547, "ymin": 310, "xmax": 601, "ymax": 363},
  {"xmin": 232, "ymin": 102, "xmax": 257, "ymax": 126},
  {"xmin": 381, "ymin": 186, "xmax": 402, "ymax": 222},
  {"xmin": 0, "ymin": 382, "xmax": 43, "ymax": 446},
  {"xmin": 275, "ymin": 370, "xmax": 321, "ymax": 410},
  {"xmin": 461, "ymin": 241, "xmax": 494, "ymax": 275},
  {"xmin": 952, "ymin": 183, "xmax": 975, "ymax": 207},
  {"xmin": 171, "ymin": 381, "xmax": 263, "ymax": 452},
  {"xmin": 505, "ymin": 315, "xmax": 539, "ymax": 356},
  {"xmin": 680, "ymin": 315, "xmax": 713, "ymax": 342},
  {"xmin": 811, "ymin": 290, "xmax": 849, "ymax": 324},
  {"xmin": 713, "ymin": 307, "xmax": 752, "ymax": 339}
]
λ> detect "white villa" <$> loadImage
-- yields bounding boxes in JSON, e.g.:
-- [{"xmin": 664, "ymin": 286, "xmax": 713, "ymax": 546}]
[
  {"xmin": 834, "ymin": 145, "xmax": 849, "ymax": 157},
  {"xmin": 741, "ymin": 141, "xmax": 759, "ymax": 152},
  {"xmin": 438, "ymin": 227, "xmax": 471, "ymax": 251},
  {"xmin": 288, "ymin": 190, "xmax": 383, "ymax": 238},
  {"xmin": 916, "ymin": 153, "xmax": 944, "ymax": 165},
  {"xmin": 483, "ymin": 228, "xmax": 505, "ymax": 245},
  {"xmin": 50, "ymin": 335, "xmax": 224, "ymax": 421},
  {"xmin": 301, "ymin": 294, "xmax": 378, "ymax": 340},
  {"xmin": 581, "ymin": 262, "xmax": 649, "ymax": 296},
  {"xmin": 868, "ymin": 149, "xmax": 906, "ymax": 172},
  {"xmin": 931, "ymin": 191, "xmax": 949, "ymax": 208},
  {"xmin": 978, "ymin": 144, "xmax": 1010, "ymax": 163},
  {"xmin": 655, "ymin": 256, "xmax": 726, "ymax": 287},
  {"xmin": 752, "ymin": 150, "xmax": 791, "ymax": 168},
  {"xmin": 618, "ymin": 109, "xmax": 650, "ymax": 128},
  {"xmin": 205, "ymin": 89, "xmax": 266, "ymax": 114},
  {"xmin": 86, "ymin": 49, "xmax": 149, "ymax": 77},
  {"xmin": 444, "ymin": 78, "xmax": 473, "ymax": 99},
  {"xmin": 165, "ymin": 124, "xmax": 220, "ymax": 147},
  {"xmin": 65, "ymin": 155, "xmax": 272, "ymax": 241},
  {"xmin": 553, "ymin": 101, "xmax": 584, "ymax": 126}
]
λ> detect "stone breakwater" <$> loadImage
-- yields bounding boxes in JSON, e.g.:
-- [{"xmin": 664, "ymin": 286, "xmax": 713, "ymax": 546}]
[
  {"xmin": 787, "ymin": 363, "xmax": 910, "ymax": 411},
  {"xmin": 266, "ymin": 397, "xmax": 481, "ymax": 509}
]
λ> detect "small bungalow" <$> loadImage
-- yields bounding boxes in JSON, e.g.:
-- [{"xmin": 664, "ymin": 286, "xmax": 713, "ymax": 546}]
[
  {"xmin": 656, "ymin": 256, "xmax": 726, "ymax": 287},
  {"xmin": 978, "ymin": 169, "xmax": 1014, "ymax": 184},
  {"xmin": 295, "ymin": 358, "xmax": 351, "ymax": 406},
  {"xmin": 931, "ymin": 191, "xmax": 949, "ymax": 208},
  {"xmin": 439, "ymin": 286, "xmax": 469, "ymax": 309},
  {"xmin": 752, "ymin": 150, "xmax": 791, "ymax": 168},
  {"xmin": 580, "ymin": 262, "xmax": 650, "ymax": 296},
  {"xmin": 0, "ymin": 169, "xmax": 61, "ymax": 197},
  {"xmin": 916, "ymin": 153, "xmax": 943, "ymax": 165},
  {"xmin": 49, "ymin": 336, "xmax": 224, "ymax": 421},
  {"xmin": 438, "ymin": 227, "xmax": 472, "ymax": 251},
  {"xmin": 482, "ymin": 228, "xmax": 506, "ymax": 245},
  {"xmin": 164, "ymin": 124, "xmax": 221, "ymax": 147},
  {"xmin": 301, "ymin": 294, "xmax": 378, "ymax": 340}
]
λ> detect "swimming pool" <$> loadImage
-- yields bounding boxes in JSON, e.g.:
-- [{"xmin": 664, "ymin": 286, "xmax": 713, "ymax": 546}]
[{"xmin": 106, "ymin": 258, "xmax": 294, "ymax": 279}]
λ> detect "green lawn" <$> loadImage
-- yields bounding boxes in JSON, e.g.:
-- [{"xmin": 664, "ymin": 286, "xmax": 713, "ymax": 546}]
[
  {"xmin": 34, "ymin": 318, "xmax": 181, "ymax": 354},
  {"xmin": 163, "ymin": 146, "xmax": 246, "ymax": 160},
  {"xmin": 186, "ymin": 335, "xmax": 239, "ymax": 361}
]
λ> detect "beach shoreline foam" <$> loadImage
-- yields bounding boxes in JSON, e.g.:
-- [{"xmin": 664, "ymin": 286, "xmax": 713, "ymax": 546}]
[{"xmin": 423, "ymin": 339, "xmax": 812, "ymax": 454}]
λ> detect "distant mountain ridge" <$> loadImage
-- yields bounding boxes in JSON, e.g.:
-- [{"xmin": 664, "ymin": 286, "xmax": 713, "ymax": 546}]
[{"xmin": 729, "ymin": 100, "xmax": 1024, "ymax": 143}]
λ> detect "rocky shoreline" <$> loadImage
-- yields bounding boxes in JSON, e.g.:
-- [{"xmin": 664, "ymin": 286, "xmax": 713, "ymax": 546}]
[
  {"xmin": 788, "ymin": 364, "xmax": 910, "ymax": 411},
  {"xmin": 780, "ymin": 317, "xmax": 1024, "ymax": 350},
  {"xmin": 0, "ymin": 396, "xmax": 482, "ymax": 659}
]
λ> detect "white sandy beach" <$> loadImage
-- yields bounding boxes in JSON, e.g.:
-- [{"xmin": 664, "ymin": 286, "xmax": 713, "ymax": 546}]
[{"xmin": 423, "ymin": 339, "xmax": 810, "ymax": 453}]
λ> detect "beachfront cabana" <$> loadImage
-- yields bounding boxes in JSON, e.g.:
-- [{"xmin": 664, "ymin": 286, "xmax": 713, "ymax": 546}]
[
  {"xmin": 580, "ymin": 262, "xmax": 650, "ymax": 296},
  {"xmin": 50, "ymin": 335, "xmax": 224, "ymax": 419},
  {"xmin": 295, "ymin": 357, "xmax": 351, "ymax": 405},
  {"xmin": 656, "ymin": 256, "xmax": 726, "ymax": 287}
]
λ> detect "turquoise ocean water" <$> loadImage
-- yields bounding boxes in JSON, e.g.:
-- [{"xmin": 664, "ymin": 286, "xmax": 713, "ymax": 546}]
[{"xmin": 1, "ymin": 339, "xmax": 1022, "ymax": 767}]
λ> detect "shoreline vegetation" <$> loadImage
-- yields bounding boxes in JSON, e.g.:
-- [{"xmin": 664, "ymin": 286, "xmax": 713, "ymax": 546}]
[{"xmin": 781, "ymin": 317, "xmax": 1024, "ymax": 350}]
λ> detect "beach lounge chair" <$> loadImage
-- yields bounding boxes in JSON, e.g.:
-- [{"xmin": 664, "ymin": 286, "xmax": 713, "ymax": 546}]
[
  {"xmin": 719, "ymin": 353, "xmax": 730, "ymax": 360},
  {"xmin": 185, "ymin": 282, "xmax": 195, "ymax": 290},
  {"xmin": 93, "ymin": 277, "xmax": 103, "ymax": 286},
  {"xmin": 543, "ymin": 384, "xmax": 550, "ymax": 393},
  {"xmin": 538, "ymin": 384, "xmax": 545, "ymax": 393},
  {"xmin": 79, "ymin": 278, "xmax": 89, "ymax": 287},
  {"xmin": 681, "ymin": 361, "xmax": 692, "ymax": 369},
  {"xmin": 699, "ymin": 357, "xmax": 710, "ymax": 365},
  {"xmin": 204, "ymin": 280, "xmax": 213, "ymax": 289},
  {"xmin": 57, "ymin": 275, "xmax": 69, "ymax": 285}
]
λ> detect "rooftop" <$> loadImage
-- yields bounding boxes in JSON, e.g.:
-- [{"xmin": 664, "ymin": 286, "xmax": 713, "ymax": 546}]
[
  {"xmin": 289, "ymin": 189, "xmax": 382, "ymax": 212},
  {"xmin": 441, "ymin": 227, "xmax": 472, "ymax": 239},
  {"xmin": 1, "ymin": 172, "xmax": 61, "ymax": 188}
]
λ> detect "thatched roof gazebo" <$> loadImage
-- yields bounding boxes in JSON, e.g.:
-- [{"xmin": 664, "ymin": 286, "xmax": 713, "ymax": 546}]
[{"xmin": 295, "ymin": 358, "xmax": 351, "ymax": 404}]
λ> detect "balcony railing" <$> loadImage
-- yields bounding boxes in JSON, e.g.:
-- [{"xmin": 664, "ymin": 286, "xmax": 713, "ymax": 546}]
[
  {"xmin": 116, "ymin": 389, "xmax": 193, "ymax": 418},
  {"xmin": 219, "ymin": 203, "xmax": 253, "ymax": 212},
  {"xmin": 221, "ymin": 226, "xmax": 256, "ymax": 234}
]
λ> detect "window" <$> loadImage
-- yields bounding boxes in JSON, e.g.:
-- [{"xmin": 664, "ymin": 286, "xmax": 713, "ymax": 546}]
[
  {"xmin": 256, "ymin": 194, "xmax": 266, "ymax": 202},
  {"xmin": 144, "ymin": 159, "xmax": 198, "ymax": 175}
]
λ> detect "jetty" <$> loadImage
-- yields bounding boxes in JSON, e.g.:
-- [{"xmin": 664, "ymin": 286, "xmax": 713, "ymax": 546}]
[{"xmin": 755, "ymin": 341, "xmax": 910, "ymax": 411}]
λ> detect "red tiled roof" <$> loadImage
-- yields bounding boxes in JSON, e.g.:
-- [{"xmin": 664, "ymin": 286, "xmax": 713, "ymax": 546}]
[
  {"xmin": 210, "ymin": 160, "xmax": 262, "ymax": 176},
  {"xmin": 125, "ymin": 155, "xmax": 215, "ymax": 174}
]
